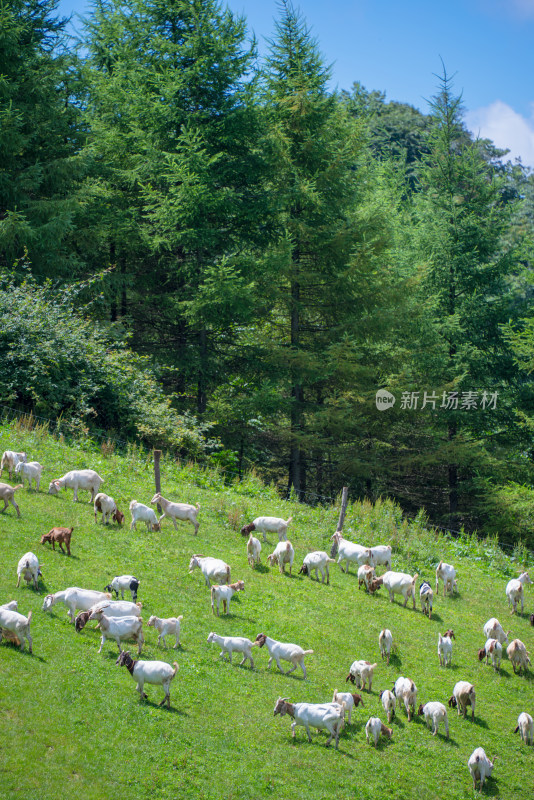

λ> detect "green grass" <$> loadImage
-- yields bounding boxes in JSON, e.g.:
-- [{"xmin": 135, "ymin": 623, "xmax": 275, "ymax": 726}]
[{"xmin": 1, "ymin": 419, "xmax": 533, "ymax": 800}]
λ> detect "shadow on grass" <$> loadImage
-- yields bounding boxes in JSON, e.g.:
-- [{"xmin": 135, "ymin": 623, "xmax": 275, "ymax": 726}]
[
  {"xmin": 252, "ymin": 563, "xmax": 269, "ymax": 575},
  {"xmin": 472, "ymin": 716, "xmax": 489, "ymax": 729},
  {"xmin": 139, "ymin": 698, "xmax": 188, "ymax": 716},
  {"xmin": 388, "ymin": 652, "xmax": 402, "ymax": 668},
  {"xmin": 290, "ymin": 736, "xmax": 358, "ymax": 759}
]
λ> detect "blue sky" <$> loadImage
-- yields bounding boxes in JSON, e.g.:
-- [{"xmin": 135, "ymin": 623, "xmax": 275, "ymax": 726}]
[{"xmin": 57, "ymin": 0, "xmax": 534, "ymax": 165}]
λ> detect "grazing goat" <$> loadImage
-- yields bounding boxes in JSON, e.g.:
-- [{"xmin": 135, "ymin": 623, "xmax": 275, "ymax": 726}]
[
  {"xmin": 42, "ymin": 588, "xmax": 111, "ymax": 623},
  {"xmin": 394, "ymin": 677, "xmax": 418, "ymax": 721},
  {"xmin": 273, "ymin": 697, "xmax": 345, "ymax": 749},
  {"xmin": 379, "ymin": 690, "xmax": 396, "ymax": 723},
  {"xmin": 299, "ymin": 551, "xmax": 335, "ymax": 584},
  {"xmin": 507, "ymin": 639, "xmax": 531, "ymax": 675},
  {"xmin": 1, "ymin": 450, "xmax": 26, "ymax": 479},
  {"xmin": 365, "ymin": 717, "xmax": 393, "ymax": 747},
  {"xmin": 448, "ymin": 681, "xmax": 476, "ymax": 720},
  {"xmin": 419, "ymin": 580, "xmax": 434, "ymax": 618},
  {"xmin": 255, "ymin": 633, "xmax": 313, "ymax": 679},
  {"xmin": 91, "ymin": 612, "xmax": 144, "ymax": 654},
  {"xmin": 48, "ymin": 469, "xmax": 103, "ymax": 502},
  {"xmin": 40, "ymin": 527, "xmax": 72, "ymax": 556},
  {"xmin": 104, "ymin": 575, "xmax": 140, "ymax": 602},
  {"xmin": 418, "ymin": 701, "xmax": 449, "ymax": 738},
  {"xmin": 435, "ymin": 561, "xmax": 457, "ymax": 596},
  {"xmin": 150, "ymin": 493, "xmax": 200, "ymax": 535},
  {"xmin": 15, "ymin": 460, "xmax": 42, "ymax": 491},
  {"xmin": 346, "ymin": 660, "xmax": 377, "ymax": 691},
  {"xmin": 330, "ymin": 531, "xmax": 370, "ymax": 573},
  {"xmin": 478, "ymin": 638, "xmax": 502, "ymax": 671},
  {"xmin": 438, "ymin": 630, "xmax": 455, "ymax": 667},
  {"xmin": 506, "ymin": 572, "xmax": 531, "ymax": 614},
  {"xmin": 76, "ymin": 600, "xmax": 142, "ymax": 632},
  {"xmin": 210, "ymin": 581, "xmax": 244, "ymax": 616},
  {"xmin": 241, "ymin": 516, "xmax": 292, "ymax": 542},
  {"xmin": 358, "ymin": 564, "xmax": 376, "ymax": 592},
  {"xmin": 0, "ymin": 606, "xmax": 32, "ymax": 653},
  {"xmin": 483, "ymin": 617, "xmax": 509, "ymax": 646},
  {"xmin": 371, "ymin": 571, "xmax": 418, "ymax": 608},
  {"xmin": 116, "ymin": 650, "xmax": 178, "ymax": 708},
  {"xmin": 0, "ymin": 482, "xmax": 22, "ymax": 517},
  {"xmin": 332, "ymin": 690, "xmax": 364, "ymax": 725},
  {"xmin": 246, "ymin": 533, "xmax": 261, "ymax": 567},
  {"xmin": 267, "ymin": 541, "xmax": 294, "ymax": 575},
  {"xmin": 379, "ymin": 629, "xmax": 393, "ymax": 665},
  {"xmin": 514, "ymin": 712, "xmax": 534, "ymax": 745},
  {"xmin": 468, "ymin": 748, "xmax": 496, "ymax": 791},
  {"xmin": 94, "ymin": 492, "xmax": 124, "ymax": 524},
  {"xmin": 207, "ymin": 632, "xmax": 257, "ymax": 668},
  {"xmin": 189, "ymin": 555, "xmax": 230, "ymax": 587},
  {"xmin": 16, "ymin": 552, "xmax": 42, "ymax": 591},
  {"xmin": 147, "ymin": 615, "xmax": 183, "ymax": 649},
  {"xmin": 129, "ymin": 500, "xmax": 160, "ymax": 532}
]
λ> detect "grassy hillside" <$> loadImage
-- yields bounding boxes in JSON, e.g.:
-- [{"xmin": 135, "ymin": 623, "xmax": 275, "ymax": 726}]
[{"xmin": 1, "ymin": 419, "xmax": 533, "ymax": 800}]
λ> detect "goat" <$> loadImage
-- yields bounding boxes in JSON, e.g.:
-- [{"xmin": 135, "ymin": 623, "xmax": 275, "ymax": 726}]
[
  {"xmin": 92, "ymin": 612, "xmax": 144, "ymax": 655},
  {"xmin": 365, "ymin": 717, "xmax": 393, "ymax": 747},
  {"xmin": 48, "ymin": 469, "xmax": 103, "ymax": 503},
  {"xmin": 346, "ymin": 660, "xmax": 377, "ymax": 691},
  {"xmin": 40, "ymin": 527, "xmax": 72, "ymax": 556},
  {"xmin": 448, "ymin": 681, "xmax": 476, "ymax": 720},
  {"xmin": 367, "ymin": 545, "xmax": 392, "ymax": 571},
  {"xmin": 379, "ymin": 629, "xmax": 393, "ymax": 665},
  {"xmin": 483, "ymin": 617, "xmax": 509, "ymax": 646},
  {"xmin": 207, "ymin": 632, "xmax": 257, "ymax": 668},
  {"xmin": 394, "ymin": 676, "xmax": 418, "ymax": 721},
  {"xmin": 299, "ymin": 551, "xmax": 335, "ymax": 584},
  {"xmin": 468, "ymin": 748, "xmax": 497, "ymax": 791},
  {"xmin": 357, "ymin": 563, "xmax": 376, "ymax": 592},
  {"xmin": 210, "ymin": 580, "xmax": 244, "ymax": 616},
  {"xmin": 372, "ymin": 571, "xmax": 418, "ymax": 608},
  {"xmin": 506, "ymin": 572, "xmax": 531, "ymax": 614},
  {"xmin": 16, "ymin": 552, "xmax": 42, "ymax": 591},
  {"xmin": 435, "ymin": 561, "xmax": 457, "ymax": 596},
  {"xmin": 1, "ymin": 450, "xmax": 26, "ymax": 479},
  {"xmin": 0, "ymin": 607, "xmax": 32, "ymax": 653},
  {"xmin": 379, "ymin": 689, "xmax": 396, "ymax": 723},
  {"xmin": 116, "ymin": 650, "xmax": 178, "ymax": 707},
  {"xmin": 507, "ymin": 639, "xmax": 531, "ymax": 675},
  {"xmin": 330, "ymin": 531, "xmax": 370, "ymax": 573},
  {"xmin": 273, "ymin": 697, "xmax": 345, "ymax": 749},
  {"xmin": 42, "ymin": 588, "xmax": 112, "ymax": 623},
  {"xmin": 332, "ymin": 689, "xmax": 364, "ymax": 724},
  {"xmin": 189, "ymin": 555, "xmax": 230, "ymax": 587},
  {"xmin": 104, "ymin": 575, "xmax": 140, "ymax": 602},
  {"xmin": 241, "ymin": 516, "xmax": 292, "ymax": 542},
  {"xmin": 255, "ymin": 633, "xmax": 313, "ymax": 679},
  {"xmin": 76, "ymin": 600, "xmax": 142, "ymax": 632},
  {"xmin": 419, "ymin": 580, "xmax": 434, "ymax": 619},
  {"xmin": 418, "ymin": 701, "xmax": 449, "ymax": 738},
  {"xmin": 147, "ymin": 615, "xmax": 183, "ymax": 649},
  {"xmin": 514, "ymin": 712, "xmax": 534, "ymax": 745},
  {"xmin": 438, "ymin": 631, "xmax": 454, "ymax": 667},
  {"xmin": 0, "ymin": 601, "xmax": 20, "ymax": 645},
  {"xmin": 129, "ymin": 500, "xmax": 160, "ymax": 532},
  {"xmin": 246, "ymin": 533, "xmax": 261, "ymax": 567},
  {"xmin": 267, "ymin": 541, "xmax": 294, "ymax": 575},
  {"xmin": 478, "ymin": 638, "xmax": 502, "ymax": 671},
  {"xmin": 0, "ymin": 482, "xmax": 22, "ymax": 517},
  {"xmin": 94, "ymin": 492, "xmax": 124, "ymax": 525},
  {"xmin": 150, "ymin": 493, "xmax": 200, "ymax": 535},
  {"xmin": 15, "ymin": 460, "xmax": 42, "ymax": 491}
]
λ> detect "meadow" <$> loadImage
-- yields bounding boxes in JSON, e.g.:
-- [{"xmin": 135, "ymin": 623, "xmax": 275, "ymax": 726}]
[{"xmin": 1, "ymin": 418, "xmax": 533, "ymax": 800}]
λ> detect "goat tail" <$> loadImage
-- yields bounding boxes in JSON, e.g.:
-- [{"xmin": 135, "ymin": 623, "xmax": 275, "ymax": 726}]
[
  {"xmin": 26, "ymin": 610, "xmax": 32, "ymax": 625},
  {"xmin": 196, "ymin": 503, "xmax": 201, "ymax": 510},
  {"xmin": 226, "ymin": 565, "xmax": 231, "ymax": 583},
  {"xmin": 13, "ymin": 484, "xmax": 23, "ymax": 492},
  {"xmin": 177, "ymin": 615, "xmax": 183, "ymax": 621},
  {"xmin": 302, "ymin": 649, "xmax": 314, "ymax": 655},
  {"xmin": 171, "ymin": 662, "xmax": 179, "ymax": 678},
  {"xmin": 514, "ymin": 724, "xmax": 519, "ymax": 733}
]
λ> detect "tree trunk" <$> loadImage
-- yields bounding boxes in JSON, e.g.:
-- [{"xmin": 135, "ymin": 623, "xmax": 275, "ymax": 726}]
[{"xmin": 197, "ymin": 328, "xmax": 207, "ymax": 415}]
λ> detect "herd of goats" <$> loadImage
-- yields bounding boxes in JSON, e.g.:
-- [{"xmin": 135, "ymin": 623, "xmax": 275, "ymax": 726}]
[{"xmin": 1, "ymin": 449, "xmax": 533, "ymax": 791}]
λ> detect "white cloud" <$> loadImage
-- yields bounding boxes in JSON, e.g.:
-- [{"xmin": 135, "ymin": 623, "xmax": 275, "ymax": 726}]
[{"xmin": 465, "ymin": 101, "xmax": 534, "ymax": 167}]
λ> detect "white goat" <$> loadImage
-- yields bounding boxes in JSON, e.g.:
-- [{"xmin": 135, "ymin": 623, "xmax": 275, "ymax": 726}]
[
  {"xmin": 515, "ymin": 712, "xmax": 534, "ymax": 745},
  {"xmin": 267, "ymin": 541, "xmax": 294, "ymax": 575},
  {"xmin": 1, "ymin": 450, "xmax": 26, "ymax": 479},
  {"xmin": 147, "ymin": 615, "xmax": 183, "ymax": 649},
  {"xmin": 104, "ymin": 575, "xmax": 140, "ymax": 602},
  {"xmin": 75, "ymin": 600, "xmax": 142, "ymax": 632},
  {"xmin": 331, "ymin": 689, "xmax": 364, "ymax": 724},
  {"xmin": 372, "ymin": 571, "xmax": 418, "ymax": 608},
  {"xmin": 246, "ymin": 533, "xmax": 261, "ymax": 567},
  {"xmin": 438, "ymin": 630, "xmax": 455, "ymax": 667},
  {"xmin": 418, "ymin": 701, "xmax": 449, "ymax": 738},
  {"xmin": 16, "ymin": 552, "xmax": 42, "ymax": 591},
  {"xmin": 255, "ymin": 633, "xmax": 313, "ymax": 678},
  {"xmin": 241, "ymin": 516, "xmax": 292, "ymax": 542},
  {"xmin": 379, "ymin": 690, "xmax": 396, "ymax": 723},
  {"xmin": 330, "ymin": 531, "xmax": 370, "ymax": 573},
  {"xmin": 15, "ymin": 460, "xmax": 42, "ymax": 491},
  {"xmin": 468, "ymin": 748, "xmax": 497, "ymax": 791},
  {"xmin": 116, "ymin": 650, "xmax": 178, "ymax": 707},
  {"xmin": 419, "ymin": 580, "xmax": 434, "ymax": 618},
  {"xmin": 357, "ymin": 564, "xmax": 376, "ymax": 591},
  {"xmin": 507, "ymin": 639, "xmax": 531, "ymax": 675},
  {"xmin": 346, "ymin": 660, "xmax": 377, "ymax": 691},
  {"xmin": 379, "ymin": 629, "xmax": 393, "ymax": 665},
  {"xmin": 94, "ymin": 492, "xmax": 124, "ymax": 524},
  {"xmin": 273, "ymin": 697, "xmax": 345, "ymax": 749},
  {"xmin": 478, "ymin": 638, "xmax": 502, "ymax": 671},
  {"xmin": 506, "ymin": 572, "xmax": 531, "ymax": 614},
  {"xmin": 365, "ymin": 716, "xmax": 393, "ymax": 747},
  {"xmin": 394, "ymin": 676, "xmax": 418, "ymax": 721},
  {"xmin": 367, "ymin": 545, "xmax": 392, "ymax": 571},
  {"xmin": 435, "ymin": 561, "xmax": 457, "ymax": 596},
  {"xmin": 207, "ymin": 632, "xmax": 257, "ymax": 668},
  {"xmin": 449, "ymin": 681, "xmax": 476, "ymax": 719},
  {"xmin": 129, "ymin": 500, "xmax": 160, "ymax": 532},
  {"xmin": 0, "ymin": 607, "xmax": 32, "ymax": 653},
  {"xmin": 299, "ymin": 551, "xmax": 335, "ymax": 584},
  {"xmin": 483, "ymin": 617, "xmax": 509, "ymax": 646},
  {"xmin": 42, "ymin": 587, "xmax": 112, "ymax": 623},
  {"xmin": 48, "ymin": 469, "xmax": 103, "ymax": 503},
  {"xmin": 0, "ymin": 482, "xmax": 22, "ymax": 517},
  {"xmin": 188, "ymin": 555, "xmax": 230, "ymax": 587},
  {"xmin": 92, "ymin": 612, "xmax": 144, "ymax": 655},
  {"xmin": 210, "ymin": 581, "xmax": 244, "ymax": 616},
  {"xmin": 151, "ymin": 493, "xmax": 200, "ymax": 535}
]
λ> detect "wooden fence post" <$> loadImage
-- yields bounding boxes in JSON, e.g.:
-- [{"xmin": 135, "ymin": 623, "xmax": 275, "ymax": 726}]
[
  {"xmin": 154, "ymin": 450, "xmax": 162, "ymax": 514},
  {"xmin": 330, "ymin": 487, "xmax": 349, "ymax": 558}
]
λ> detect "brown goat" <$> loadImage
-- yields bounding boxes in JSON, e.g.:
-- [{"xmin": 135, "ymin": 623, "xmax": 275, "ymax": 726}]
[{"xmin": 41, "ymin": 527, "xmax": 73, "ymax": 556}]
